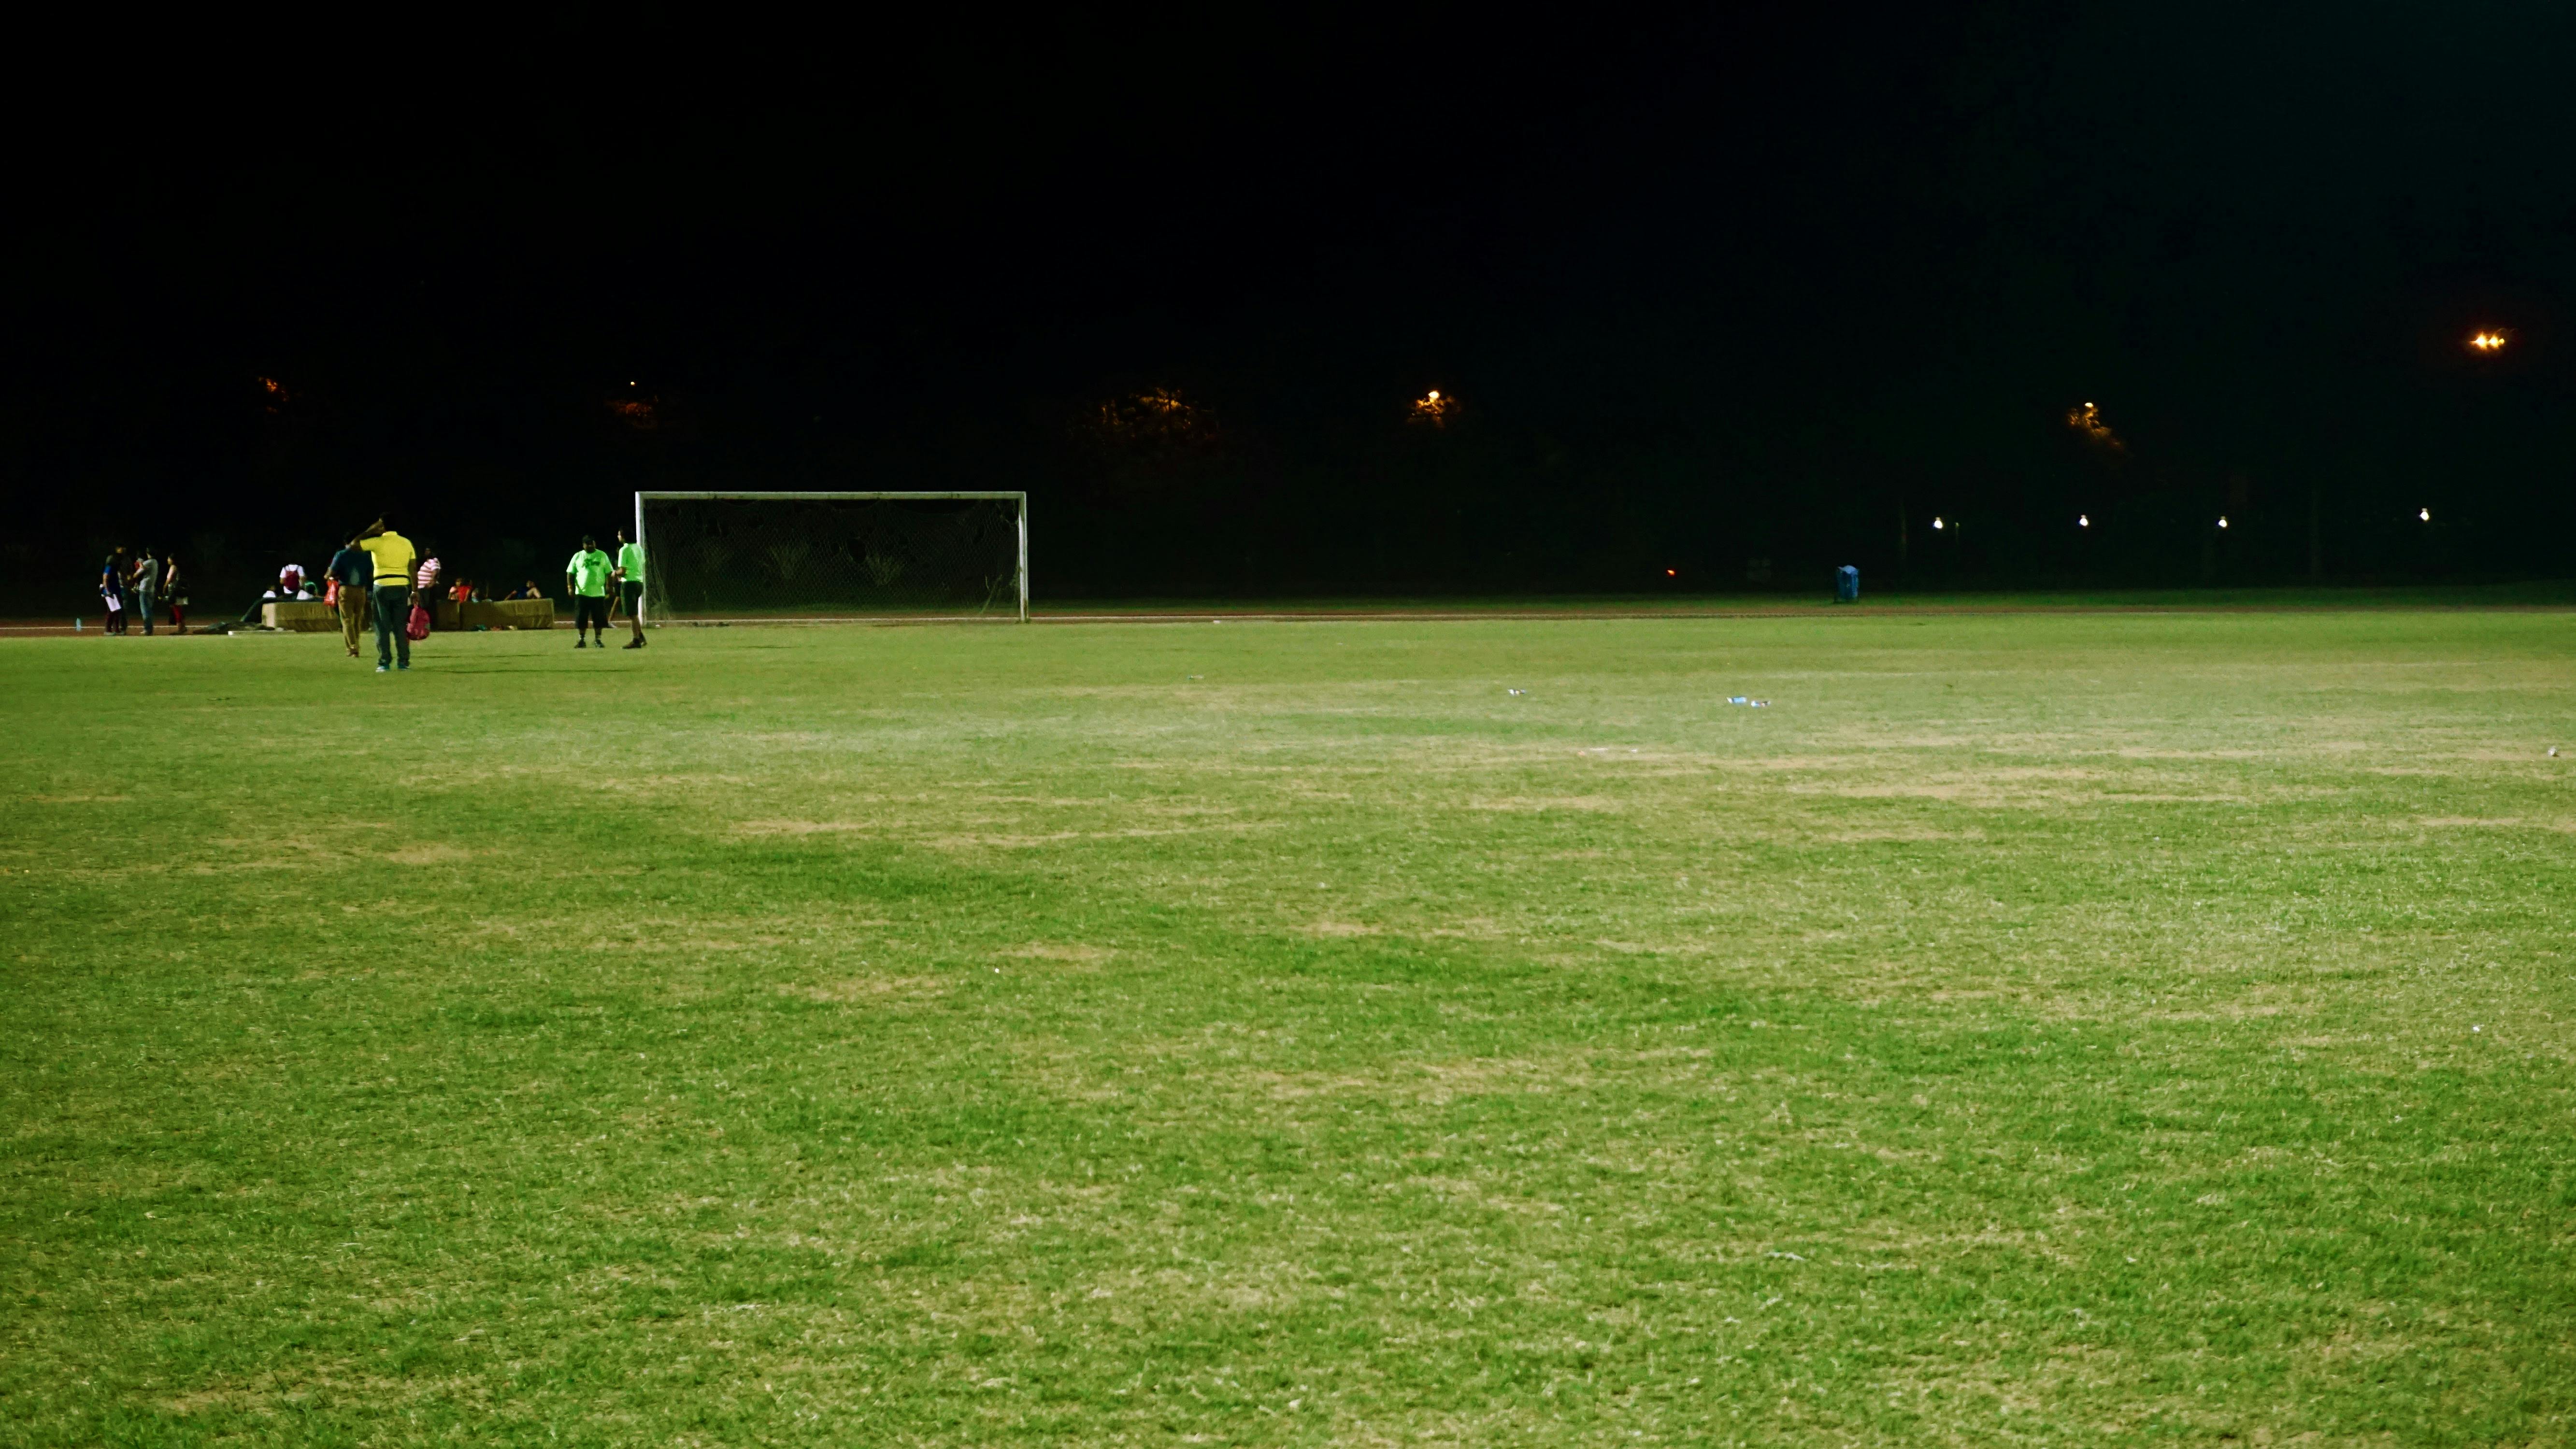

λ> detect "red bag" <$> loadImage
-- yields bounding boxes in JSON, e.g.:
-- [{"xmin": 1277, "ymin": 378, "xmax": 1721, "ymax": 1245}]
[{"xmin": 405, "ymin": 604, "xmax": 430, "ymax": 641}]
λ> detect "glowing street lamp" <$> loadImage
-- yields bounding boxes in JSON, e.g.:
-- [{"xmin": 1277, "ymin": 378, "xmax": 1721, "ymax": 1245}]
[
  {"xmin": 2469, "ymin": 331, "xmax": 2508, "ymax": 353},
  {"xmin": 1931, "ymin": 516, "xmax": 1945, "ymax": 530},
  {"xmin": 2216, "ymin": 516, "xmax": 2229, "ymax": 529},
  {"xmin": 2419, "ymin": 507, "xmax": 2432, "ymax": 522},
  {"xmin": 2077, "ymin": 514, "xmax": 2089, "ymax": 528}
]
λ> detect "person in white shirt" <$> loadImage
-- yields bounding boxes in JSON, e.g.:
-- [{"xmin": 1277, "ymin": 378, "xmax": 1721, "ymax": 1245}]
[{"xmin": 413, "ymin": 551, "xmax": 443, "ymax": 634}]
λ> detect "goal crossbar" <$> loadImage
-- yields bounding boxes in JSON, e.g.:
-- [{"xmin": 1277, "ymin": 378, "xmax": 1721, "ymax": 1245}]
[{"xmin": 633, "ymin": 490, "xmax": 1029, "ymax": 624}]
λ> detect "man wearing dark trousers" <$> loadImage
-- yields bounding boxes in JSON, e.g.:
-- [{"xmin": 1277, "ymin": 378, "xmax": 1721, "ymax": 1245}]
[
  {"xmin": 566, "ymin": 535, "xmax": 613, "ymax": 648},
  {"xmin": 355, "ymin": 520, "xmax": 419, "ymax": 673},
  {"xmin": 613, "ymin": 526, "xmax": 646, "ymax": 649}
]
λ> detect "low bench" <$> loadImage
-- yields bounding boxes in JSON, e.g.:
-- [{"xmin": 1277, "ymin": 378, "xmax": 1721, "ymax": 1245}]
[
  {"xmin": 258, "ymin": 598, "xmax": 558, "ymax": 632},
  {"xmin": 260, "ymin": 600, "xmax": 338, "ymax": 632},
  {"xmin": 445, "ymin": 599, "xmax": 558, "ymax": 630}
]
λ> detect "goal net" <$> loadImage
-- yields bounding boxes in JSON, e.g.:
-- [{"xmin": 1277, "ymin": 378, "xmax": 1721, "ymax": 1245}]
[{"xmin": 636, "ymin": 492, "xmax": 1028, "ymax": 623}]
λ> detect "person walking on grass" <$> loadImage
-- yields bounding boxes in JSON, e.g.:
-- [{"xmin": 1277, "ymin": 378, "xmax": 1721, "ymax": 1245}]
[
  {"xmin": 566, "ymin": 535, "xmax": 613, "ymax": 648},
  {"xmin": 327, "ymin": 535, "xmax": 372, "ymax": 657},
  {"xmin": 128, "ymin": 547, "xmax": 158, "ymax": 636},
  {"xmin": 355, "ymin": 519, "xmax": 418, "ymax": 673},
  {"xmin": 612, "ymin": 526, "xmax": 646, "ymax": 648}
]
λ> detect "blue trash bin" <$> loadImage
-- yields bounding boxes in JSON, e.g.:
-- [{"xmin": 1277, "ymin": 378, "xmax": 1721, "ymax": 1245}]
[{"xmin": 1834, "ymin": 565, "xmax": 1860, "ymax": 602}]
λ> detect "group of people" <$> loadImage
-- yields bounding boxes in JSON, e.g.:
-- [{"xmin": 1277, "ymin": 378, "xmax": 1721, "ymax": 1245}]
[
  {"xmin": 303, "ymin": 521, "xmax": 645, "ymax": 669},
  {"xmin": 567, "ymin": 529, "xmax": 647, "ymax": 649},
  {"xmin": 313, "ymin": 521, "xmax": 427, "ymax": 671},
  {"xmin": 97, "ymin": 546, "xmax": 186, "ymax": 634},
  {"xmin": 238, "ymin": 561, "xmax": 321, "ymax": 625},
  {"xmin": 93, "ymin": 525, "xmax": 645, "ymax": 661}
]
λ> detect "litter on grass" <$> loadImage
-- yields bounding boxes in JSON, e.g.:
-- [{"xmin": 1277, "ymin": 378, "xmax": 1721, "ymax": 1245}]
[
  {"xmin": 1725, "ymin": 696, "xmax": 1771, "ymax": 708},
  {"xmin": 1507, "ymin": 688, "xmax": 1527, "ymax": 696}
]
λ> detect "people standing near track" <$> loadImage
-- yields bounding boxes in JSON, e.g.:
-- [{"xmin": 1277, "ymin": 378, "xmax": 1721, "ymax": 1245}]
[
  {"xmin": 355, "ymin": 520, "xmax": 418, "ymax": 673},
  {"xmin": 161, "ymin": 552, "xmax": 188, "ymax": 633},
  {"xmin": 327, "ymin": 536, "xmax": 372, "ymax": 658},
  {"xmin": 612, "ymin": 526, "xmax": 646, "ymax": 649},
  {"xmin": 565, "ymin": 535, "xmax": 613, "ymax": 648},
  {"xmin": 100, "ymin": 547, "xmax": 129, "ymax": 634},
  {"xmin": 128, "ymin": 547, "xmax": 158, "ymax": 636}
]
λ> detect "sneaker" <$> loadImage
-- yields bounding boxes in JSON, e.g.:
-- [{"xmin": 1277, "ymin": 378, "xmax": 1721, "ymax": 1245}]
[
  {"xmin": 576, "ymin": 639, "xmax": 587, "ymax": 648},
  {"xmin": 622, "ymin": 639, "xmax": 643, "ymax": 649},
  {"xmin": 376, "ymin": 664, "xmax": 388, "ymax": 673}
]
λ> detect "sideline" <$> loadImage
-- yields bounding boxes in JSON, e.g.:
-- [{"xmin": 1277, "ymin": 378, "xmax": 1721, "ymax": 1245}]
[{"xmin": 7, "ymin": 595, "xmax": 2573, "ymax": 635}]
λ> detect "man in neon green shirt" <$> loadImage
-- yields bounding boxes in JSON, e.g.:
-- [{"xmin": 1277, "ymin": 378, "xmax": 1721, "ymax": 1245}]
[
  {"xmin": 565, "ymin": 535, "xmax": 614, "ymax": 648},
  {"xmin": 612, "ymin": 526, "xmax": 646, "ymax": 650}
]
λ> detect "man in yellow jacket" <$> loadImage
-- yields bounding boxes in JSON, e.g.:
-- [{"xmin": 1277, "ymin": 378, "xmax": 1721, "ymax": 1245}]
[{"xmin": 355, "ymin": 520, "xmax": 419, "ymax": 673}]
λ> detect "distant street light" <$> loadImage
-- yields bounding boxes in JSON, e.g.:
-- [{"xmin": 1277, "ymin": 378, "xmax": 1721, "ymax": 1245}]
[
  {"xmin": 1931, "ymin": 516, "xmax": 1945, "ymax": 530},
  {"xmin": 2066, "ymin": 401, "xmax": 2123, "ymax": 452},
  {"xmin": 2217, "ymin": 516, "xmax": 2229, "ymax": 529},
  {"xmin": 2420, "ymin": 507, "xmax": 2432, "ymax": 522},
  {"xmin": 2077, "ymin": 514, "xmax": 2089, "ymax": 528},
  {"xmin": 2469, "ymin": 331, "xmax": 2508, "ymax": 353}
]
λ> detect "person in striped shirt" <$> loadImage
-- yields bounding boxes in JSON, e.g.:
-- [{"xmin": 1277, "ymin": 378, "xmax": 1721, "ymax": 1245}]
[{"xmin": 413, "ymin": 549, "xmax": 443, "ymax": 634}]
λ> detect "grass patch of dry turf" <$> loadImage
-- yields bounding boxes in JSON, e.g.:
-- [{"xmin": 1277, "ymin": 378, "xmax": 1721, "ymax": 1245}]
[{"xmin": 3, "ymin": 610, "xmax": 2573, "ymax": 1445}]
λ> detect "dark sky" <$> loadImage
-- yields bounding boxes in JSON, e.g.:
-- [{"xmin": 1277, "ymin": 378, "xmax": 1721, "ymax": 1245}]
[{"xmin": 8, "ymin": 5, "xmax": 2575, "ymax": 601}]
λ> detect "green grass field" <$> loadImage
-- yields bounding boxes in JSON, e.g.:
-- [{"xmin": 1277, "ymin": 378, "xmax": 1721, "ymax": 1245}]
[{"xmin": 5, "ymin": 611, "xmax": 2572, "ymax": 1445}]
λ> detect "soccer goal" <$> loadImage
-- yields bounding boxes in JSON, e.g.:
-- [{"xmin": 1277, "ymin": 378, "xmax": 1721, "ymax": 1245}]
[{"xmin": 634, "ymin": 492, "xmax": 1028, "ymax": 624}]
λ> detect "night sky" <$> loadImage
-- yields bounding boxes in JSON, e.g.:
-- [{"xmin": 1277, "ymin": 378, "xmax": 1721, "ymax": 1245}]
[{"xmin": 9, "ymin": 5, "xmax": 2574, "ymax": 608}]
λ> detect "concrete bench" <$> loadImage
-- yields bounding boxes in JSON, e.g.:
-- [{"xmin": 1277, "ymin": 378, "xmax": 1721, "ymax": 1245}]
[
  {"xmin": 448, "ymin": 599, "xmax": 557, "ymax": 630},
  {"xmin": 261, "ymin": 600, "xmax": 338, "ymax": 632},
  {"xmin": 261, "ymin": 598, "xmax": 558, "ymax": 632}
]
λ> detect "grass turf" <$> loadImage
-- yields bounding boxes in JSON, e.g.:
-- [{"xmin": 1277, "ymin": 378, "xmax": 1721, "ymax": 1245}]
[{"xmin": 2, "ymin": 611, "xmax": 2571, "ymax": 1446}]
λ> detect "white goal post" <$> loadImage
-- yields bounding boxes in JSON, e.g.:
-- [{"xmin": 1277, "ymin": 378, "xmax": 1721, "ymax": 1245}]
[{"xmin": 633, "ymin": 491, "xmax": 1029, "ymax": 624}]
